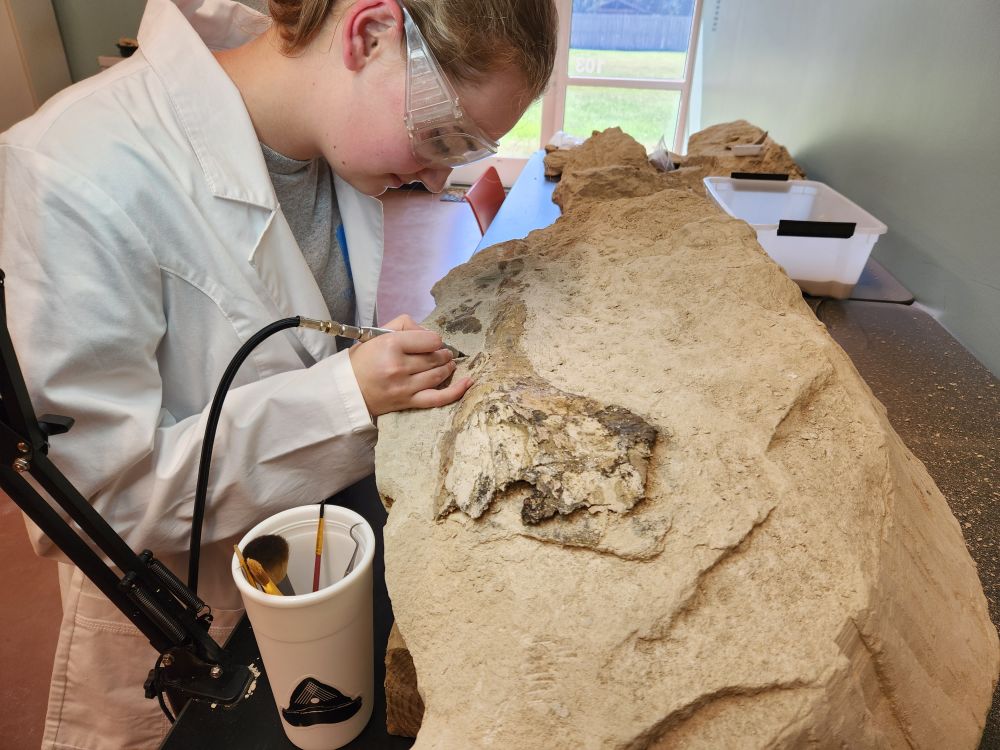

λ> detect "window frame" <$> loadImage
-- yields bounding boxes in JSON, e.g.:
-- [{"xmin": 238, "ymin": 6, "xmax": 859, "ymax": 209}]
[{"xmin": 544, "ymin": 0, "xmax": 705, "ymax": 155}]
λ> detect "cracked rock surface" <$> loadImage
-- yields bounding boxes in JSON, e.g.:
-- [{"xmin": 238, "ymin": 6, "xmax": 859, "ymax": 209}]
[{"xmin": 376, "ymin": 131, "xmax": 998, "ymax": 748}]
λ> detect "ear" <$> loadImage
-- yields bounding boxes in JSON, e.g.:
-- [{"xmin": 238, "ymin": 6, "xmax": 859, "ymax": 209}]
[{"xmin": 341, "ymin": 0, "xmax": 404, "ymax": 73}]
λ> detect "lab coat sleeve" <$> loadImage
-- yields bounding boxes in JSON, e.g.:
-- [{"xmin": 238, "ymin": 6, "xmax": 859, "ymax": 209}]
[{"xmin": 0, "ymin": 146, "xmax": 377, "ymax": 559}]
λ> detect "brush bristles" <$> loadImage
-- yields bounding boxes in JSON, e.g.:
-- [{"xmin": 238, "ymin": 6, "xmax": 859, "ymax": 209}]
[{"xmin": 243, "ymin": 534, "xmax": 289, "ymax": 571}]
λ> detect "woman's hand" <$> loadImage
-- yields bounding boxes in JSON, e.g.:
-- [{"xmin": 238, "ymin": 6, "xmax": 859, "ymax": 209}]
[{"xmin": 348, "ymin": 314, "xmax": 474, "ymax": 417}]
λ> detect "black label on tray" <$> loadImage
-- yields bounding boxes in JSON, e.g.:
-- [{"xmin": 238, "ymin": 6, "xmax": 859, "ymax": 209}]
[
  {"xmin": 777, "ymin": 220, "xmax": 857, "ymax": 239},
  {"xmin": 731, "ymin": 172, "xmax": 789, "ymax": 180}
]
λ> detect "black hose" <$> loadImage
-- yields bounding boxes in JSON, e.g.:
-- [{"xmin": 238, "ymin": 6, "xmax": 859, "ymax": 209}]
[
  {"xmin": 154, "ymin": 654, "xmax": 176, "ymax": 724},
  {"xmin": 187, "ymin": 317, "xmax": 301, "ymax": 593}
]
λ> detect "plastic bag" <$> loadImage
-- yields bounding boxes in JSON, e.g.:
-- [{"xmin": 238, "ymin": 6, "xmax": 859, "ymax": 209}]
[
  {"xmin": 546, "ymin": 131, "xmax": 586, "ymax": 149},
  {"xmin": 648, "ymin": 135, "xmax": 676, "ymax": 172}
]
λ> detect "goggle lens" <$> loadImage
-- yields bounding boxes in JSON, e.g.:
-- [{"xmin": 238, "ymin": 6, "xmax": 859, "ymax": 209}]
[
  {"xmin": 410, "ymin": 128, "xmax": 497, "ymax": 167},
  {"xmin": 403, "ymin": 8, "xmax": 498, "ymax": 168}
]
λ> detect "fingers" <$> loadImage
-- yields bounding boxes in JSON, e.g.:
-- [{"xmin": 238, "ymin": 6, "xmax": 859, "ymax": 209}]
[
  {"xmin": 378, "ymin": 315, "xmax": 451, "ymax": 354},
  {"xmin": 408, "ymin": 360, "xmax": 458, "ymax": 393},
  {"xmin": 410, "ymin": 377, "xmax": 474, "ymax": 410},
  {"xmin": 348, "ymin": 326, "xmax": 472, "ymax": 416},
  {"xmin": 402, "ymin": 348, "xmax": 454, "ymax": 375},
  {"xmin": 381, "ymin": 314, "xmax": 423, "ymax": 332},
  {"xmin": 394, "ymin": 329, "xmax": 446, "ymax": 355}
]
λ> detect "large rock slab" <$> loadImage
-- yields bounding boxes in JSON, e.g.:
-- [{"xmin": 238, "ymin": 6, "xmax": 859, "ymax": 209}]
[{"xmin": 377, "ymin": 142, "xmax": 998, "ymax": 747}]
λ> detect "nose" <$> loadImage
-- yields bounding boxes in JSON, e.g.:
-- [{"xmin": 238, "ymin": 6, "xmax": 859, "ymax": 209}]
[{"xmin": 417, "ymin": 167, "xmax": 451, "ymax": 194}]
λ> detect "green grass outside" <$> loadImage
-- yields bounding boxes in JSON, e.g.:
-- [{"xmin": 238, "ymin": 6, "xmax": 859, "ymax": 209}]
[
  {"xmin": 564, "ymin": 87, "xmax": 680, "ymax": 151},
  {"xmin": 500, "ymin": 100, "xmax": 544, "ymax": 157},
  {"xmin": 499, "ymin": 49, "xmax": 687, "ymax": 157}
]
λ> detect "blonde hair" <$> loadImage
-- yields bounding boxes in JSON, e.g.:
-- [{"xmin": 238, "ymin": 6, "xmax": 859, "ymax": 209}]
[{"xmin": 268, "ymin": 0, "xmax": 557, "ymax": 101}]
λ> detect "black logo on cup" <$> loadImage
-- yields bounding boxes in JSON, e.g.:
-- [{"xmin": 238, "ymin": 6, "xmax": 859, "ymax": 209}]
[{"xmin": 282, "ymin": 677, "xmax": 363, "ymax": 726}]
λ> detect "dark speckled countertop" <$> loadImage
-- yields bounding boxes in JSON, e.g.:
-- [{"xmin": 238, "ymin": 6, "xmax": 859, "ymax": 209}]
[{"xmin": 818, "ymin": 299, "xmax": 1000, "ymax": 748}]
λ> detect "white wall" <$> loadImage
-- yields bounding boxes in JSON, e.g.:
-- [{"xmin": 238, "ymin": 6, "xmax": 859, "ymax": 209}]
[
  {"xmin": 51, "ymin": 0, "xmax": 144, "ymax": 81},
  {"xmin": 0, "ymin": 0, "xmax": 70, "ymax": 131},
  {"xmin": 700, "ymin": 0, "xmax": 1000, "ymax": 376},
  {"xmin": 52, "ymin": 0, "xmax": 268, "ymax": 82},
  {"xmin": 0, "ymin": 3, "xmax": 35, "ymax": 130}
]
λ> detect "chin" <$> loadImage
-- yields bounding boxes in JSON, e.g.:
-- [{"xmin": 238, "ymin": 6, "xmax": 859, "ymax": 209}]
[
  {"xmin": 346, "ymin": 178, "xmax": 390, "ymax": 197},
  {"xmin": 368, "ymin": 174, "xmax": 404, "ymax": 196}
]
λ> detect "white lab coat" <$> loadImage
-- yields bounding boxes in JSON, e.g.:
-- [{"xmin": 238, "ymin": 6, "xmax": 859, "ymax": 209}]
[{"xmin": 0, "ymin": 0, "xmax": 384, "ymax": 747}]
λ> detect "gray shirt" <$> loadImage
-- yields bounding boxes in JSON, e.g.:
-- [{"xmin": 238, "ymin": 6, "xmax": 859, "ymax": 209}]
[{"xmin": 260, "ymin": 142, "xmax": 356, "ymax": 329}]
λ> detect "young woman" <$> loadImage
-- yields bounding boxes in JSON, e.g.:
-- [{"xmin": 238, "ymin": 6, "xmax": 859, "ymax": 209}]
[{"xmin": 0, "ymin": 0, "xmax": 556, "ymax": 747}]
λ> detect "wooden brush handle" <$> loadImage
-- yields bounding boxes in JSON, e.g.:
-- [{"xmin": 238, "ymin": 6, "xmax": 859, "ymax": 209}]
[
  {"xmin": 234, "ymin": 545, "xmax": 259, "ymax": 590},
  {"xmin": 247, "ymin": 558, "xmax": 283, "ymax": 596}
]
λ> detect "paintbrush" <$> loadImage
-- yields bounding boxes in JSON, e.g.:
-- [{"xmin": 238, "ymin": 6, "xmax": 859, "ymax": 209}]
[
  {"xmin": 247, "ymin": 558, "xmax": 283, "ymax": 596},
  {"xmin": 312, "ymin": 501, "xmax": 326, "ymax": 593},
  {"xmin": 243, "ymin": 534, "xmax": 294, "ymax": 595}
]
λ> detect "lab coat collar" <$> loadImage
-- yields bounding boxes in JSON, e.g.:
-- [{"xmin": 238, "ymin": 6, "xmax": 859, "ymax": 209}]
[
  {"xmin": 137, "ymin": 0, "xmax": 277, "ymax": 211},
  {"xmin": 335, "ymin": 175, "xmax": 384, "ymax": 329}
]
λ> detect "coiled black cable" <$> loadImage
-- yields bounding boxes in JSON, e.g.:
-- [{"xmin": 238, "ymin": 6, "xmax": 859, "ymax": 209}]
[{"xmin": 187, "ymin": 317, "xmax": 301, "ymax": 593}]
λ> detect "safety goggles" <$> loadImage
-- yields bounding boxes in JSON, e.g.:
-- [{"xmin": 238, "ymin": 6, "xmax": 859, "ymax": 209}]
[{"xmin": 402, "ymin": 7, "xmax": 499, "ymax": 168}]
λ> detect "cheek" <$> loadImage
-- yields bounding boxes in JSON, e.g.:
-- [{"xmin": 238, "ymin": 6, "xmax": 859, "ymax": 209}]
[
  {"xmin": 330, "ymin": 132, "xmax": 409, "ymax": 174},
  {"xmin": 324, "ymin": 100, "xmax": 418, "ymax": 177},
  {"xmin": 355, "ymin": 75, "xmax": 421, "ymax": 174},
  {"xmin": 373, "ymin": 133, "xmax": 423, "ymax": 176}
]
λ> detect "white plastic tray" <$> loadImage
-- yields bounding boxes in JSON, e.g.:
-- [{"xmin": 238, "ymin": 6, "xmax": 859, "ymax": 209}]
[{"xmin": 704, "ymin": 177, "xmax": 888, "ymax": 298}]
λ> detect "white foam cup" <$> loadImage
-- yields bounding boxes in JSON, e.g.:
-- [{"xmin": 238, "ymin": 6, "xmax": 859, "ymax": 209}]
[{"xmin": 232, "ymin": 505, "xmax": 375, "ymax": 750}]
